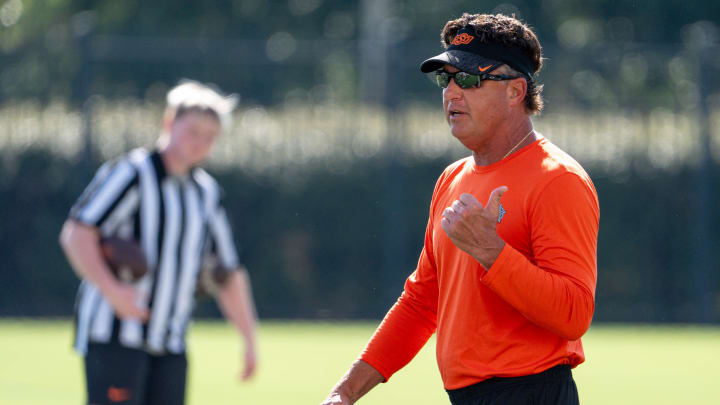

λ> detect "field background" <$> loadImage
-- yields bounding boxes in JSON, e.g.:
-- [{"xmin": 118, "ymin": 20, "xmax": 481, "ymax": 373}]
[
  {"xmin": 1, "ymin": 319, "xmax": 719, "ymax": 405},
  {"xmin": 2, "ymin": 3, "xmax": 720, "ymax": 405}
]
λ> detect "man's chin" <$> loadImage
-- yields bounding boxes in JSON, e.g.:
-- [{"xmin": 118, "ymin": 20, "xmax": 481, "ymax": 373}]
[
  {"xmin": 449, "ymin": 130, "xmax": 478, "ymax": 151},
  {"xmin": 449, "ymin": 127, "xmax": 469, "ymax": 142},
  {"xmin": 190, "ymin": 152, "xmax": 211, "ymax": 164},
  {"xmin": 191, "ymin": 158, "xmax": 208, "ymax": 167}
]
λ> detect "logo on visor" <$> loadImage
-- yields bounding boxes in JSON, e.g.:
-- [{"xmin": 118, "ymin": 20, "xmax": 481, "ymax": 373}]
[
  {"xmin": 451, "ymin": 33, "xmax": 474, "ymax": 45},
  {"xmin": 478, "ymin": 65, "xmax": 492, "ymax": 72}
]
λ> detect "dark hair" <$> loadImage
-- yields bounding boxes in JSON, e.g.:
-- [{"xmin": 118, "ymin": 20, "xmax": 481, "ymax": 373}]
[{"xmin": 441, "ymin": 13, "xmax": 544, "ymax": 114}]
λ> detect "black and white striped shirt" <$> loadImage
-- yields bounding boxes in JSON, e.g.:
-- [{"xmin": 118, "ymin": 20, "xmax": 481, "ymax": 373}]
[{"xmin": 70, "ymin": 148, "xmax": 240, "ymax": 355}]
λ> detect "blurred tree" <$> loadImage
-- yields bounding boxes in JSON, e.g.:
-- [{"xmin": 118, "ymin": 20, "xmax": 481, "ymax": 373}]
[{"xmin": 1, "ymin": 0, "xmax": 719, "ymax": 104}]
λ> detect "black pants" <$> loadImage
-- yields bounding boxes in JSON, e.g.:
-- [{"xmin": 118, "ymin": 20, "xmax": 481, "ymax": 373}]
[
  {"xmin": 85, "ymin": 342, "xmax": 187, "ymax": 405},
  {"xmin": 446, "ymin": 365, "xmax": 579, "ymax": 405}
]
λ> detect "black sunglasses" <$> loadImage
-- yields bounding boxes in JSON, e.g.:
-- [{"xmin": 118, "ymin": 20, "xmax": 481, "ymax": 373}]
[{"xmin": 435, "ymin": 70, "xmax": 522, "ymax": 89}]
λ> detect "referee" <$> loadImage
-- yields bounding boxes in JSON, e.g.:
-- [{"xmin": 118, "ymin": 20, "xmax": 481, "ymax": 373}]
[{"xmin": 60, "ymin": 80, "xmax": 258, "ymax": 405}]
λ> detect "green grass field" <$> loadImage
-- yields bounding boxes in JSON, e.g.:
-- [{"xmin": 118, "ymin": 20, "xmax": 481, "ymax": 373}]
[{"xmin": 1, "ymin": 320, "xmax": 719, "ymax": 404}]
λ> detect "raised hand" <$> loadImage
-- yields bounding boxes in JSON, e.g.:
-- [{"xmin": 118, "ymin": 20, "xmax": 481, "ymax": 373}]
[{"xmin": 440, "ymin": 186, "xmax": 508, "ymax": 269}]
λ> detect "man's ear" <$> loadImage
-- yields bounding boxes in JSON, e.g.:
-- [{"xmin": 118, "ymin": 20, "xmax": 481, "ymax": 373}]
[
  {"xmin": 162, "ymin": 109, "xmax": 176, "ymax": 133},
  {"xmin": 507, "ymin": 78, "xmax": 528, "ymax": 108}
]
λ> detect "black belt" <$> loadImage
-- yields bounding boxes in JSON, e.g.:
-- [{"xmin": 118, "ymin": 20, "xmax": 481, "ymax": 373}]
[{"xmin": 446, "ymin": 364, "xmax": 573, "ymax": 403}]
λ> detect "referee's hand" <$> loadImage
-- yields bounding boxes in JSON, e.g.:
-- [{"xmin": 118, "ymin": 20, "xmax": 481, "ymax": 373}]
[
  {"xmin": 106, "ymin": 283, "xmax": 150, "ymax": 321},
  {"xmin": 240, "ymin": 343, "xmax": 257, "ymax": 381}
]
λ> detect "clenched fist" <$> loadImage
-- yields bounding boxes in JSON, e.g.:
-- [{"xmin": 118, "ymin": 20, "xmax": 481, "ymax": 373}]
[{"xmin": 440, "ymin": 186, "xmax": 508, "ymax": 270}]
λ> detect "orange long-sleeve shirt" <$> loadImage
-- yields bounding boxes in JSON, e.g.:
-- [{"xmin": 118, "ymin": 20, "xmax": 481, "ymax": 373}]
[{"xmin": 360, "ymin": 136, "xmax": 599, "ymax": 390}]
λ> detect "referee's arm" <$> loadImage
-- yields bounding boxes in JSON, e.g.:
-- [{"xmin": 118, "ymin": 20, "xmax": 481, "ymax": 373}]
[
  {"xmin": 59, "ymin": 220, "xmax": 149, "ymax": 321},
  {"xmin": 207, "ymin": 203, "xmax": 258, "ymax": 380},
  {"xmin": 216, "ymin": 266, "xmax": 258, "ymax": 380}
]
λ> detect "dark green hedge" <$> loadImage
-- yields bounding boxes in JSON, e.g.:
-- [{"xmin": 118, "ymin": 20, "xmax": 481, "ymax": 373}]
[{"xmin": 2, "ymin": 148, "xmax": 718, "ymax": 322}]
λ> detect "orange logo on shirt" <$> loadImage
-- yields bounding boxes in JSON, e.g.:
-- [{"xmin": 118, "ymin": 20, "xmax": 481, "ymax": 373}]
[
  {"xmin": 451, "ymin": 33, "xmax": 474, "ymax": 45},
  {"xmin": 108, "ymin": 386, "xmax": 132, "ymax": 402}
]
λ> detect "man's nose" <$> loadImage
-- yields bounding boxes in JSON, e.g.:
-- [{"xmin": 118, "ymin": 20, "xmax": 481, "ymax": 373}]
[{"xmin": 443, "ymin": 77, "xmax": 462, "ymax": 101}]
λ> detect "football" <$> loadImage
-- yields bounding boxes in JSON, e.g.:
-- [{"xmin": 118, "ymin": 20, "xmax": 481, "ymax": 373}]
[
  {"xmin": 100, "ymin": 236, "xmax": 148, "ymax": 282},
  {"xmin": 196, "ymin": 255, "xmax": 232, "ymax": 297}
]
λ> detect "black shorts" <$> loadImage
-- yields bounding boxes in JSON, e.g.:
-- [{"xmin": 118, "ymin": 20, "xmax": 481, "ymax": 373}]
[
  {"xmin": 446, "ymin": 365, "xmax": 579, "ymax": 405},
  {"xmin": 84, "ymin": 342, "xmax": 187, "ymax": 405}
]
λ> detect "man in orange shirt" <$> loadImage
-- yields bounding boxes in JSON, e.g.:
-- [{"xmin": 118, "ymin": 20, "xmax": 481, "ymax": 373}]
[{"xmin": 321, "ymin": 13, "xmax": 599, "ymax": 405}]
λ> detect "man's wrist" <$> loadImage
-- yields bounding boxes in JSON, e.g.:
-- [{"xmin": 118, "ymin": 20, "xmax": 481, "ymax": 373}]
[
  {"xmin": 472, "ymin": 241, "xmax": 505, "ymax": 270},
  {"xmin": 336, "ymin": 383, "xmax": 359, "ymax": 404}
]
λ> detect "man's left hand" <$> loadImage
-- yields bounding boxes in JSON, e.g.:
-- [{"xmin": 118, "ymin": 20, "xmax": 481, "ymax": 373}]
[{"xmin": 441, "ymin": 186, "xmax": 508, "ymax": 270}]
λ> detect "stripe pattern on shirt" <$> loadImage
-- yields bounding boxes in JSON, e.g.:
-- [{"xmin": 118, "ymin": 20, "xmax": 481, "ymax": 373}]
[{"xmin": 70, "ymin": 148, "xmax": 240, "ymax": 355}]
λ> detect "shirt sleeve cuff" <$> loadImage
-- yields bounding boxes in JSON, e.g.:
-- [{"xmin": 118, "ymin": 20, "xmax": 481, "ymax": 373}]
[
  {"xmin": 358, "ymin": 353, "xmax": 392, "ymax": 383},
  {"xmin": 481, "ymin": 243, "xmax": 526, "ymax": 286}
]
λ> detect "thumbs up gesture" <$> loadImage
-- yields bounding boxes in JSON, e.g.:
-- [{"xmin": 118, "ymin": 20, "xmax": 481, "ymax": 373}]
[{"xmin": 440, "ymin": 186, "xmax": 508, "ymax": 270}]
